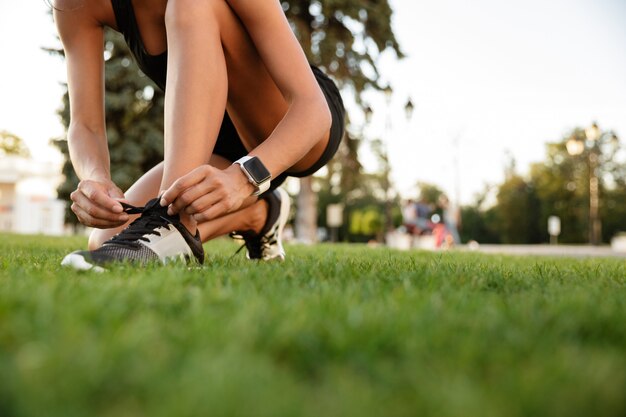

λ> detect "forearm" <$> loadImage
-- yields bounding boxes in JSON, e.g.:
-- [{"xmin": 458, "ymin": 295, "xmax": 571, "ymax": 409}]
[
  {"xmin": 67, "ymin": 123, "xmax": 112, "ymax": 182},
  {"xmin": 249, "ymin": 95, "xmax": 332, "ymax": 178}
]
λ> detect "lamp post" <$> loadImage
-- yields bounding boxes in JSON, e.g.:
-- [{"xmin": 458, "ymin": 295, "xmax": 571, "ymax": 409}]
[
  {"xmin": 379, "ymin": 87, "xmax": 415, "ymax": 241},
  {"xmin": 382, "ymin": 85, "xmax": 393, "ymax": 235},
  {"xmin": 364, "ymin": 92, "xmax": 415, "ymax": 242},
  {"xmin": 566, "ymin": 122, "xmax": 619, "ymax": 245}
]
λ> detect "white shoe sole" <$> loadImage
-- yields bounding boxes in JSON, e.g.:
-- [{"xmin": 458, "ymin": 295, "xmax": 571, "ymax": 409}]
[{"xmin": 61, "ymin": 253, "xmax": 106, "ymax": 273}]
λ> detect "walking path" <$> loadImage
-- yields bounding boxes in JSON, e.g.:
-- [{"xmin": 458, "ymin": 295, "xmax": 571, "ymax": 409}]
[{"xmin": 458, "ymin": 244, "xmax": 626, "ymax": 259}]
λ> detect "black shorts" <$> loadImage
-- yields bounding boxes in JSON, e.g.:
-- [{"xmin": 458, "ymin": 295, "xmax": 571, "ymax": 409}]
[{"xmin": 213, "ymin": 66, "xmax": 345, "ymax": 195}]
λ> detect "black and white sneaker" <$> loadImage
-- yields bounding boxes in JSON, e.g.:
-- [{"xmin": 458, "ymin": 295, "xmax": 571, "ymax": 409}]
[
  {"xmin": 231, "ymin": 188, "xmax": 290, "ymax": 261},
  {"xmin": 61, "ymin": 198, "xmax": 204, "ymax": 271}
]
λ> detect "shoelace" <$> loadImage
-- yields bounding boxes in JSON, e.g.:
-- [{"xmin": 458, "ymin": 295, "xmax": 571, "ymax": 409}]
[{"xmin": 106, "ymin": 202, "xmax": 173, "ymax": 246}]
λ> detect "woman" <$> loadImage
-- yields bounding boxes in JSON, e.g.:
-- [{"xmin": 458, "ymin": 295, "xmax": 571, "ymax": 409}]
[{"xmin": 53, "ymin": 0, "xmax": 345, "ymax": 270}]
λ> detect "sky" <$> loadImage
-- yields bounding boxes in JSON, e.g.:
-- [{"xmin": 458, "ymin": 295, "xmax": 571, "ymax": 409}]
[{"xmin": 0, "ymin": 0, "xmax": 625, "ymax": 204}]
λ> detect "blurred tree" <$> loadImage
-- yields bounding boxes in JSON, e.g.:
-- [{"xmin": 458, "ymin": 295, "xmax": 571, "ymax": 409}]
[
  {"xmin": 282, "ymin": 0, "xmax": 402, "ymax": 242},
  {"xmin": 416, "ymin": 182, "xmax": 444, "ymax": 206},
  {"xmin": 459, "ymin": 186, "xmax": 500, "ymax": 244},
  {"xmin": 0, "ymin": 131, "xmax": 30, "ymax": 157},
  {"xmin": 529, "ymin": 154, "xmax": 586, "ymax": 244},
  {"xmin": 316, "ymin": 134, "xmax": 400, "ymax": 242},
  {"xmin": 315, "ymin": 169, "xmax": 395, "ymax": 242},
  {"xmin": 602, "ymin": 186, "xmax": 626, "ymax": 241},
  {"xmin": 530, "ymin": 127, "xmax": 623, "ymax": 243},
  {"xmin": 492, "ymin": 174, "xmax": 542, "ymax": 243},
  {"xmin": 462, "ymin": 126, "xmax": 625, "ymax": 244},
  {"xmin": 460, "ymin": 207, "xmax": 500, "ymax": 244},
  {"xmin": 283, "ymin": 0, "xmax": 401, "ymax": 96}
]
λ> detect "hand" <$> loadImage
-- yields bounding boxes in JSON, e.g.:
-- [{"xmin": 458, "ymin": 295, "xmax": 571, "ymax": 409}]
[
  {"xmin": 160, "ymin": 164, "xmax": 255, "ymax": 222},
  {"xmin": 70, "ymin": 179, "xmax": 129, "ymax": 228}
]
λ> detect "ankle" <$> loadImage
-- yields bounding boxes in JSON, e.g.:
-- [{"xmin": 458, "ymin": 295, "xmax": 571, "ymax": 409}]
[
  {"xmin": 249, "ymin": 199, "xmax": 269, "ymax": 235},
  {"xmin": 180, "ymin": 212, "xmax": 198, "ymax": 234}
]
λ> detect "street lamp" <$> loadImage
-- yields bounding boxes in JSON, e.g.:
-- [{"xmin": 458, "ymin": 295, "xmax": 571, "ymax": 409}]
[
  {"xmin": 566, "ymin": 122, "xmax": 619, "ymax": 245},
  {"xmin": 364, "ymin": 91, "xmax": 415, "ymax": 242},
  {"xmin": 382, "ymin": 85, "xmax": 393, "ymax": 235},
  {"xmin": 381, "ymin": 88, "xmax": 416, "ymax": 239},
  {"xmin": 404, "ymin": 99, "xmax": 415, "ymax": 122}
]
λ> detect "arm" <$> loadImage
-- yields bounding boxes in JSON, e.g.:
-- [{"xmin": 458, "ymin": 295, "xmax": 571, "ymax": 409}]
[
  {"xmin": 225, "ymin": 0, "xmax": 332, "ymax": 177},
  {"xmin": 54, "ymin": 5, "xmax": 128, "ymax": 227}
]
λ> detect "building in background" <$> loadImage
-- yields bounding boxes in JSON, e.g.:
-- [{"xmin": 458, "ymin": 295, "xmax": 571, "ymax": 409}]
[{"xmin": 0, "ymin": 155, "xmax": 65, "ymax": 235}]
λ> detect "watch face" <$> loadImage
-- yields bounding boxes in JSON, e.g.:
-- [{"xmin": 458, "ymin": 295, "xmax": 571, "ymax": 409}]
[{"xmin": 243, "ymin": 158, "xmax": 271, "ymax": 184}]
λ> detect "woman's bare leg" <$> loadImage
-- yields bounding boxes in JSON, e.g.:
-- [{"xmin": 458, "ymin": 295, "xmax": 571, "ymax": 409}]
[
  {"xmin": 157, "ymin": 0, "xmax": 328, "ymax": 232},
  {"xmin": 160, "ymin": 1, "xmax": 229, "ymax": 233},
  {"xmin": 196, "ymin": 199, "xmax": 267, "ymax": 241},
  {"xmin": 88, "ymin": 156, "xmax": 268, "ymax": 250}
]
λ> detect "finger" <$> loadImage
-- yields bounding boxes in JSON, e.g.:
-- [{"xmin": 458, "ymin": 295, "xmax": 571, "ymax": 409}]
[
  {"xmin": 193, "ymin": 201, "xmax": 229, "ymax": 223},
  {"xmin": 182, "ymin": 192, "xmax": 223, "ymax": 215},
  {"xmin": 79, "ymin": 181, "xmax": 123, "ymax": 213},
  {"xmin": 72, "ymin": 191, "xmax": 130, "ymax": 223},
  {"xmin": 160, "ymin": 166, "xmax": 213, "ymax": 207},
  {"xmin": 107, "ymin": 185, "xmax": 126, "ymax": 200},
  {"xmin": 72, "ymin": 203, "xmax": 128, "ymax": 229},
  {"xmin": 113, "ymin": 197, "xmax": 131, "ymax": 205},
  {"xmin": 169, "ymin": 182, "xmax": 218, "ymax": 215}
]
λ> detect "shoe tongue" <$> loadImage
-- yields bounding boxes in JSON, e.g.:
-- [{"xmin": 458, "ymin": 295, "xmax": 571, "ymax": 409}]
[
  {"xmin": 143, "ymin": 197, "xmax": 179, "ymax": 222},
  {"xmin": 260, "ymin": 191, "xmax": 281, "ymax": 236},
  {"xmin": 144, "ymin": 197, "xmax": 163, "ymax": 211},
  {"xmin": 238, "ymin": 230, "xmax": 259, "ymax": 240},
  {"xmin": 104, "ymin": 197, "xmax": 182, "ymax": 247}
]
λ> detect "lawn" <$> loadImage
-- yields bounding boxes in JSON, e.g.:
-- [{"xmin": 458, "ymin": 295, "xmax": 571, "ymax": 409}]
[{"xmin": 1, "ymin": 233, "xmax": 625, "ymax": 417}]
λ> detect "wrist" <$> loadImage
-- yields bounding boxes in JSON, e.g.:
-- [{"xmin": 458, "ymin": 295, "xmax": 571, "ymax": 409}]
[
  {"xmin": 83, "ymin": 169, "xmax": 111, "ymax": 183},
  {"xmin": 226, "ymin": 164, "xmax": 256, "ymax": 197}
]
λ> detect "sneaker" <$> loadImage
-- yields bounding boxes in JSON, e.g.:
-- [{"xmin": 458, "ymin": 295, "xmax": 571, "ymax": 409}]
[
  {"xmin": 231, "ymin": 188, "xmax": 290, "ymax": 261},
  {"xmin": 61, "ymin": 197, "xmax": 204, "ymax": 271}
]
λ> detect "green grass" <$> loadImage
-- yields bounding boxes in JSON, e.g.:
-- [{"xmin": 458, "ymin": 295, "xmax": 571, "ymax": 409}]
[{"xmin": 1, "ymin": 233, "xmax": 625, "ymax": 417}]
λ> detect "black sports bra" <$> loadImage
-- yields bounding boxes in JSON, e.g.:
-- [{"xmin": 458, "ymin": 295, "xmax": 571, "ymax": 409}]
[{"xmin": 110, "ymin": 0, "xmax": 168, "ymax": 90}]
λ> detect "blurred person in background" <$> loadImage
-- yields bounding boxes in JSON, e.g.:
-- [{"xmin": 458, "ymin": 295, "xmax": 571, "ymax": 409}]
[{"xmin": 438, "ymin": 194, "xmax": 461, "ymax": 245}]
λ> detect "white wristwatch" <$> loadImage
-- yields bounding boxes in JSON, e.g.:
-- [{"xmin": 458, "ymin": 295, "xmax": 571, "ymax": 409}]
[{"xmin": 234, "ymin": 156, "xmax": 272, "ymax": 196}]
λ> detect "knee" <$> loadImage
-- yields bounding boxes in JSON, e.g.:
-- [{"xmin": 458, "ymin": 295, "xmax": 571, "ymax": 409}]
[{"xmin": 165, "ymin": 0, "xmax": 223, "ymax": 29}]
